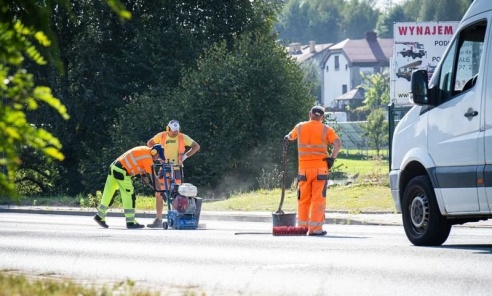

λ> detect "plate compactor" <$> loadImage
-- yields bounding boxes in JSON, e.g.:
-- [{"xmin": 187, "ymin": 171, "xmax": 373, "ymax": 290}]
[{"xmin": 151, "ymin": 161, "xmax": 202, "ymax": 230}]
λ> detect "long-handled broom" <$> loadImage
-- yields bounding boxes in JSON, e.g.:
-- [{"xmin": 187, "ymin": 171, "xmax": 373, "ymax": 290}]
[{"xmin": 272, "ymin": 140, "xmax": 308, "ymax": 236}]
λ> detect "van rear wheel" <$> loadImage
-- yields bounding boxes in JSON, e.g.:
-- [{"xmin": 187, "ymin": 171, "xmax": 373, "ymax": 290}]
[{"xmin": 402, "ymin": 175, "xmax": 451, "ymax": 246}]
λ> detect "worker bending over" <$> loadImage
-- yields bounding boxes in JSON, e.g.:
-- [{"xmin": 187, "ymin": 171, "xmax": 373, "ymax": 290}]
[{"xmin": 93, "ymin": 145, "xmax": 165, "ymax": 229}]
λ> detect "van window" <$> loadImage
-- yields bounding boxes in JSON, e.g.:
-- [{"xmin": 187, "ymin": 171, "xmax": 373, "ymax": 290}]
[{"xmin": 436, "ymin": 21, "xmax": 485, "ymax": 103}]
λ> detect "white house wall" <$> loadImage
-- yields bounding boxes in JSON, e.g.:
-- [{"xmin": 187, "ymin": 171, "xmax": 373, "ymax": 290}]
[{"xmin": 323, "ymin": 54, "xmax": 351, "ymax": 108}]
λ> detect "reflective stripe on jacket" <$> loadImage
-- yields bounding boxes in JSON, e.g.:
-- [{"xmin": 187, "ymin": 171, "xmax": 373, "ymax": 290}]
[
  {"xmin": 297, "ymin": 122, "xmax": 328, "ymax": 162},
  {"xmin": 117, "ymin": 146, "xmax": 154, "ymax": 176}
]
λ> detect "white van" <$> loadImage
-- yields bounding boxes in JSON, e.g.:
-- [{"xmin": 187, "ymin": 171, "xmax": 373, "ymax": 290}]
[{"xmin": 389, "ymin": 0, "xmax": 492, "ymax": 246}]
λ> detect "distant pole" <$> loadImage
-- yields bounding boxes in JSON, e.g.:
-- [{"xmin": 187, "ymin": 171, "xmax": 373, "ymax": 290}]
[
  {"xmin": 1, "ymin": 79, "xmax": 7, "ymax": 178},
  {"xmin": 388, "ymin": 102, "xmax": 394, "ymax": 172}
]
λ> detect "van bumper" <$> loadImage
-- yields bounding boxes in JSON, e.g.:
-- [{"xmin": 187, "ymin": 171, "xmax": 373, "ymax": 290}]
[{"xmin": 389, "ymin": 170, "xmax": 401, "ymax": 213}]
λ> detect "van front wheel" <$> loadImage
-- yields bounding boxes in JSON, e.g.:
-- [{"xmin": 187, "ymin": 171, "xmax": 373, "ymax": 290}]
[{"xmin": 402, "ymin": 175, "xmax": 451, "ymax": 246}]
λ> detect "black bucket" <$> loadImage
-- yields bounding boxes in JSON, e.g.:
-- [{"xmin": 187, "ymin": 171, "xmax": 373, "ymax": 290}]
[{"xmin": 272, "ymin": 212, "xmax": 297, "ymax": 227}]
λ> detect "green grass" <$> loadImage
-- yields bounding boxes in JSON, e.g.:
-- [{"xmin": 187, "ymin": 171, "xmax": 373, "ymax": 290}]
[
  {"xmin": 200, "ymin": 184, "xmax": 395, "ymax": 214},
  {"xmin": 10, "ymin": 156, "xmax": 394, "ymax": 214},
  {"xmin": 0, "ymin": 272, "xmax": 161, "ymax": 296}
]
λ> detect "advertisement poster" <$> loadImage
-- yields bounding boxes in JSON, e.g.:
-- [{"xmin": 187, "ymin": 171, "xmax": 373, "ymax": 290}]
[{"xmin": 391, "ymin": 21, "xmax": 459, "ymax": 106}]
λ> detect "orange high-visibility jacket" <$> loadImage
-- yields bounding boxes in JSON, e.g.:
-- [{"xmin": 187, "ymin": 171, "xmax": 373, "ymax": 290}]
[
  {"xmin": 117, "ymin": 146, "xmax": 154, "ymax": 176},
  {"xmin": 160, "ymin": 133, "xmax": 186, "ymax": 164},
  {"xmin": 288, "ymin": 120, "xmax": 339, "ymax": 169}
]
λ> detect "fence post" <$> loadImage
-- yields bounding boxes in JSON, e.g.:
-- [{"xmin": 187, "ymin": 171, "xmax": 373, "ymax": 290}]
[{"xmin": 388, "ymin": 102, "xmax": 395, "ymax": 172}]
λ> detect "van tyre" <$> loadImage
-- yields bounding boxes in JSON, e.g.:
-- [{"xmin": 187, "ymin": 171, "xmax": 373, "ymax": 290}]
[{"xmin": 402, "ymin": 175, "xmax": 451, "ymax": 246}]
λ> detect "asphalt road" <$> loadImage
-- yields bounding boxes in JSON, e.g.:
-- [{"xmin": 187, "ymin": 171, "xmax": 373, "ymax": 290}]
[{"xmin": 1, "ymin": 212, "xmax": 492, "ymax": 296}]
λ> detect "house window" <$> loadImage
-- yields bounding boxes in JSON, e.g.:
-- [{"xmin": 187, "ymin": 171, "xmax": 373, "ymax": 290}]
[
  {"xmin": 326, "ymin": 65, "xmax": 329, "ymax": 72},
  {"xmin": 342, "ymin": 84, "xmax": 347, "ymax": 94},
  {"xmin": 335, "ymin": 56, "xmax": 340, "ymax": 71},
  {"xmin": 374, "ymin": 67, "xmax": 380, "ymax": 73},
  {"xmin": 346, "ymin": 64, "xmax": 348, "ymax": 70}
]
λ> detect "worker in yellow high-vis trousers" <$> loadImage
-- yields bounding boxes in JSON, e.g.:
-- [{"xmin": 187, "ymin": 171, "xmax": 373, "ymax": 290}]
[
  {"xmin": 145, "ymin": 120, "xmax": 200, "ymax": 228},
  {"xmin": 93, "ymin": 145, "xmax": 165, "ymax": 229},
  {"xmin": 284, "ymin": 106, "xmax": 341, "ymax": 236}
]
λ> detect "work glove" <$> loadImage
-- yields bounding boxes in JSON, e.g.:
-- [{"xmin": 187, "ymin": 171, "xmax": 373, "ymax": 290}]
[
  {"xmin": 327, "ymin": 157, "xmax": 336, "ymax": 169},
  {"xmin": 284, "ymin": 135, "xmax": 290, "ymax": 143}
]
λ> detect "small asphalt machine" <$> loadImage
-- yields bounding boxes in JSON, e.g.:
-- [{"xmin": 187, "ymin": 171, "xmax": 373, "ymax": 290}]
[{"xmin": 151, "ymin": 161, "xmax": 202, "ymax": 230}]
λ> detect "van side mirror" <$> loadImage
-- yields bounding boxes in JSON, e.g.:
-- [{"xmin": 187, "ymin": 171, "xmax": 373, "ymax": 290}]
[{"xmin": 410, "ymin": 70, "xmax": 429, "ymax": 105}]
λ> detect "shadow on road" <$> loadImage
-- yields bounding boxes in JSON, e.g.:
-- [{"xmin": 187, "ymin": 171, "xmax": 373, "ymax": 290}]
[{"xmin": 432, "ymin": 244, "xmax": 492, "ymax": 254}]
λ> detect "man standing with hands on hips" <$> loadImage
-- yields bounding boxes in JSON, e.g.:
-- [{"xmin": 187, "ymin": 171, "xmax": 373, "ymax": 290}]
[
  {"xmin": 284, "ymin": 106, "xmax": 341, "ymax": 236},
  {"xmin": 146, "ymin": 119, "xmax": 200, "ymax": 228}
]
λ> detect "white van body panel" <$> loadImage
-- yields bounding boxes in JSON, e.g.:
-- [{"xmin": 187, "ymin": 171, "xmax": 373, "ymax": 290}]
[
  {"xmin": 390, "ymin": 0, "xmax": 492, "ymax": 218},
  {"xmin": 389, "ymin": 0, "xmax": 492, "ymax": 246},
  {"xmin": 484, "ymin": 15, "xmax": 492, "ymax": 211}
]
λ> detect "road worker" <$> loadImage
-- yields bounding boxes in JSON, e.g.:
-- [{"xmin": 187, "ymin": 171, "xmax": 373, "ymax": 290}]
[
  {"xmin": 146, "ymin": 120, "xmax": 200, "ymax": 228},
  {"xmin": 93, "ymin": 144, "xmax": 165, "ymax": 229},
  {"xmin": 284, "ymin": 106, "xmax": 342, "ymax": 236}
]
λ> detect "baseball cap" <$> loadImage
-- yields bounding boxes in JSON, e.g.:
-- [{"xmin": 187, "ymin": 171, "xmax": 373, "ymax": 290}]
[
  {"xmin": 310, "ymin": 106, "xmax": 325, "ymax": 116},
  {"xmin": 168, "ymin": 120, "xmax": 180, "ymax": 132}
]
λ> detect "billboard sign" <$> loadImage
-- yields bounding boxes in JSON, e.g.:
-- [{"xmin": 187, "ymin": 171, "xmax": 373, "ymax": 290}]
[{"xmin": 391, "ymin": 22, "xmax": 459, "ymax": 106}]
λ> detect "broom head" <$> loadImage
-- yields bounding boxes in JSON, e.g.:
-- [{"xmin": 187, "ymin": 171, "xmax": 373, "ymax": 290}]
[{"xmin": 272, "ymin": 226, "xmax": 308, "ymax": 236}]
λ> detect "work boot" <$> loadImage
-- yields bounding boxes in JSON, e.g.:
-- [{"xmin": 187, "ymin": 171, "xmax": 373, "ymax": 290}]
[
  {"xmin": 126, "ymin": 222, "xmax": 145, "ymax": 229},
  {"xmin": 308, "ymin": 230, "xmax": 327, "ymax": 236},
  {"xmin": 94, "ymin": 215, "xmax": 108, "ymax": 228},
  {"xmin": 146, "ymin": 218, "xmax": 163, "ymax": 228}
]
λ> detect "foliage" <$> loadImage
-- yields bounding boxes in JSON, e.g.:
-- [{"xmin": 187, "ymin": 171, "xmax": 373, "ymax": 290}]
[
  {"xmin": 277, "ymin": 0, "xmax": 379, "ymax": 44},
  {"xmin": 340, "ymin": 0, "xmax": 379, "ymax": 39},
  {"xmin": 300, "ymin": 59, "xmax": 322, "ymax": 103},
  {"xmin": 24, "ymin": 0, "xmax": 280, "ymax": 195},
  {"xmin": 360, "ymin": 71, "xmax": 390, "ymax": 110},
  {"xmin": 0, "ymin": 20, "xmax": 69, "ymax": 198},
  {"xmin": 376, "ymin": 5, "xmax": 410, "ymax": 38},
  {"xmin": 0, "ymin": 0, "xmax": 130, "ymax": 199},
  {"xmin": 166, "ymin": 31, "xmax": 314, "ymax": 197},
  {"xmin": 362, "ymin": 109, "xmax": 388, "ymax": 156},
  {"xmin": 278, "ymin": 0, "xmax": 471, "ymax": 45},
  {"xmin": 6, "ymin": 0, "xmax": 474, "ymax": 199},
  {"xmin": 401, "ymin": 0, "xmax": 469, "ymax": 22},
  {"xmin": 256, "ymin": 166, "xmax": 283, "ymax": 190},
  {"xmin": 0, "ymin": 272, "xmax": 159, "ymax": 296}
]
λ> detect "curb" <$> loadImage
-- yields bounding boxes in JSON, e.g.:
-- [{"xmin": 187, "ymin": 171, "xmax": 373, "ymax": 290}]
[{"xmin": 0, "ymin": 205, "xmax": 402, "ymax": 226}]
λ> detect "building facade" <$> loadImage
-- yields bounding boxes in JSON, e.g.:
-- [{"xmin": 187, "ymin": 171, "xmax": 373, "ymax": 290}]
[{"xmin": 321, "ymin": 32, "xmax": 393, "ymax": 109}]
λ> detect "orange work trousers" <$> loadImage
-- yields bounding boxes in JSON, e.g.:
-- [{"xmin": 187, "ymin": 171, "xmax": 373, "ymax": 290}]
[{"xmin": 297, "ymin": 166, "xmax": 329, "ymax": 234}]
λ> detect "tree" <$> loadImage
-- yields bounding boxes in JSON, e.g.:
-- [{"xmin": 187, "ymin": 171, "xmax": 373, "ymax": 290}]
[
  {"xmin": 300, "ymin": 59, "xmax": 321, "ymax": 103},
  {"xmin": 276, "ymin": 0, "xmax": 344, "ymax": 44},
  {"xmin": 360, "ymin": 71, "xmax": 390, "ymax": 110},
  {"xmin": 0, "ymin": 0, "xmax": 129, "ymax": 198},
  {"xmin": 340, "ymin": 0, "xmax": 379, "ymax": 39},
  {"xmin": 276, "ymin": 0, "xmax": 311, "ymax": 43},
  {"xmin": 111, "ymin": 28, "xmax": 314, "ymax": 196},
  {"xmin": 401, "ymin": 0, "xmax": 469, "ymax": 22},
  {"xmin": 362, "ymin": 108, "xmax": 388, "ymax": 156},
  {"xmin": 376, "ymin": 5, "xmax": 410, "ymax": 38},
  {"xmin": 23, "ymin": 0, "xmax": 277, "ymax": 195}
]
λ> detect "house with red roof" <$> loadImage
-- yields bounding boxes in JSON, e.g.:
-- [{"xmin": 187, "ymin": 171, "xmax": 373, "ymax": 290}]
[{"xmin": 321, "ymin": 31, "xmax": 393, "ymax": 110}]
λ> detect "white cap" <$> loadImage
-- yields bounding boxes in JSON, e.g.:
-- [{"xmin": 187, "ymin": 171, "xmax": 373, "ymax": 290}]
[{"xmin": 168, "ymin": 120, "xmax": 180, "ymax": 132}]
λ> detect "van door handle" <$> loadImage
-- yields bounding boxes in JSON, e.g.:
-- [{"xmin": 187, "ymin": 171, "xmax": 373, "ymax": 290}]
[{"xmin": 464, "ymin": 110, "xmax": 478, "ymax": 117}]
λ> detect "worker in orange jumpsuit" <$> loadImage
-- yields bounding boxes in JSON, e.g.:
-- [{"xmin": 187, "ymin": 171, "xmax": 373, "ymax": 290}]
[
  {"xmin": 93, "ymin": 145, "xmax": 165, "ymax": 229},
  {"xmin": 146, "ymin": 120, "xmax": 200, "ymax": 228},
  {"xmin": 285, "ymin": 106, "xmax": 341, "ymax": 236}
]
